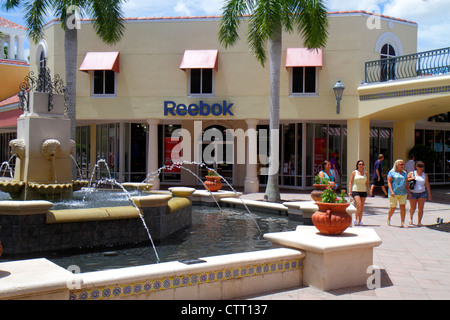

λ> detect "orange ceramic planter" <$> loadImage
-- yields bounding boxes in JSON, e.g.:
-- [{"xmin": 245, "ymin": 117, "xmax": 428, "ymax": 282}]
[
  {"xmin": 310, "ymin": 184, "xmax": 328, "ymax": 202},
  {"xmin": 204, "ymin": 176, "xmax": 222, "ymax": 192},
  {"xmin": 312, "ymin": 202, "xmax": 351, "ymax": 235}
]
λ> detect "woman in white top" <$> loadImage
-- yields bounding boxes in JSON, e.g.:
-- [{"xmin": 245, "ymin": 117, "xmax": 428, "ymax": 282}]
[
  {"xmin": 348, "ymin": 160, "xmax": 371, "ymax": 226},
  {"xmin": 407, "ymin": 161, "xmax": 432, "ymax": 226}
]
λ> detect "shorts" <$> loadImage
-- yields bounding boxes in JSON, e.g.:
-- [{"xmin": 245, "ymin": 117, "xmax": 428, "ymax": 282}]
[
  {"xmin": 372, "ymin": 177, "xmax": 384, "ymax": 187},
  {"xmin": 389, "ymin": 194, "xmax": 408, "ymax": 207},
  {"xmin": 352, "ymin": 191, "xmax": 367, "ymax": 198},
  {"xmin": 410, "ymin": 191, "xmax": 427, "ymax": 200}
]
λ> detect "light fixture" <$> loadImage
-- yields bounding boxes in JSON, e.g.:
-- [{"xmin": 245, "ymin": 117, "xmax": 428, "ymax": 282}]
[{"xmin": 333, "ymin": 79, "xmax": 345, "ymax": 114}]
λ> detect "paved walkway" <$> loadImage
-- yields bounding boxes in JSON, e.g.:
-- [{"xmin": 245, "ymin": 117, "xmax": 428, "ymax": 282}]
[{"xmin": 241, "ymin": 187, "xmax": 450, "ymax": 300}]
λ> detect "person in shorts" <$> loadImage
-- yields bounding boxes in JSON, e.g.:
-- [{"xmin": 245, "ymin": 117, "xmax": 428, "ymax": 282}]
[
  {"xmin": 407, "ymin": 161, "xmax": 432, "ymax": 226},
  {"xmin": 370, "ymin": 154, "xmax": 388, "ymax": 197},
  {"xmin": 348, "ymin": 160, "xmax": 371, "ymax": 226},
  {"xmin": 387, "ymin": 159, "xmax": 410, "ymax": 228}
]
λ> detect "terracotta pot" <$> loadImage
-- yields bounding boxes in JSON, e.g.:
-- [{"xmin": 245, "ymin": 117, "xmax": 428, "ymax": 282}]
[
  {"xmin": 204, "ymin": 176, "xmax": 222, "ymax": 192},
  {"xmin": 311, "ymin": 184, "xmax": 328, "ymax": 202},
  {"xmin": 312, "ymin": 202, "xmax": 351, "ymax": 235}
]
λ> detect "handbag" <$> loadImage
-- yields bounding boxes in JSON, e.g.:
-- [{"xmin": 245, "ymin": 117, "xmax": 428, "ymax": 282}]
[{"xmin": 409, "ymin": 171, "xmax": 416, "ymax": 190}]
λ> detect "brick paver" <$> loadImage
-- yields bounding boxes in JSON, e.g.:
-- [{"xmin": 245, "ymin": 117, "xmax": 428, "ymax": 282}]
[{"xmin": 243, "ymin": 187, "xmax": 450, "ymax": 300}]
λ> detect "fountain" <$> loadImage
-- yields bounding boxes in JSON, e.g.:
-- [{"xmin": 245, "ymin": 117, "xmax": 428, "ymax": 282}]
[
  {"xmin": 0, "ymin": 70, "xmax": 85, "ymax": 201},
  {"xmin": 0, "ymin": 71, "xmax": 193, "ymax": 259}
]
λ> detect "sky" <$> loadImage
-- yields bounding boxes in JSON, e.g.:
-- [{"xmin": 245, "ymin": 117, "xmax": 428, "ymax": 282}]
[{"xmin": 1, "ymin": 0, "xmax": 449, "ymax": 60}]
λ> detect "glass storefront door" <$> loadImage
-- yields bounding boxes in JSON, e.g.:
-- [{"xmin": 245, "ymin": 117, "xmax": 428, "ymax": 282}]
[{"xmin": 198, "ymin": 125, "xmax": 234, "ymax": 185}]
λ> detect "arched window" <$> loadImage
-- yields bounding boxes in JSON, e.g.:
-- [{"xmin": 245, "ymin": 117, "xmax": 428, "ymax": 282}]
[
  {"xmin": 381, "ymin": 44, "xmax": 396, "ymax": 59},
  {"xmin": 39, "ymin": 50, "xmax": 47, "ymax": 72},
  {"xmin": 380, "ymin": 44, "xmax": 396, "ymax": 81},
  {"xmin": 35, "ymin": 40, "xmax": 49, "ymax": 91}
]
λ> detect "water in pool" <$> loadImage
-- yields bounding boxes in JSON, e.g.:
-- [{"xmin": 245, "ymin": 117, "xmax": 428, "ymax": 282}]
[{"xmin": 45, "ymin": 205, "xmax": 299, "ymax": 273}]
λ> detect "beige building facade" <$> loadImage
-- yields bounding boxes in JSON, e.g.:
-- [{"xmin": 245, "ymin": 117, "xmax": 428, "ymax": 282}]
[{"xmin": 19, "ymin": 11, "xmax": 450, "ymax": 190}]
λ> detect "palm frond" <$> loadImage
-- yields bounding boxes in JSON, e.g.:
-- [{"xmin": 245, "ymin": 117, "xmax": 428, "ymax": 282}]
[
  {"xmin": 1, "ymin": 0, "xmax": 22, "ymax": 10},
  {"xmin": 218, "ymin": 0, "xmax": 253, "ymax": 48},
  {"xmin": 23, "ymin": 0, "xmax": 51, "ymax": 43},
  {"xmin": 87, "ymin": 0, "xmax": 126, "ymax": 45},
  {"xmin": 293, "ymin": 0, "xmax": 329, "ymax": 49}
]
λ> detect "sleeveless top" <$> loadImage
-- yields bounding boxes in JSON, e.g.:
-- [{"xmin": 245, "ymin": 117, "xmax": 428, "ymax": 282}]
[
  {"xmin": 411, "ymin": 171, "xmax": 426, "ymax": 193},
  {"xmin": 320, "ymin": 170, "xmax": 336, "ymax": 189},
  {"xmin": 352, "ymin": 171, "xmax": 368, "ymax": 192}
]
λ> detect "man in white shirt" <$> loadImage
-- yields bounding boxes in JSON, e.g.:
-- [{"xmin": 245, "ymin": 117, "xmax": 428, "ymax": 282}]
[{"xmin": 405, "ymin": 154, "xmax": 415, "ymax": 173}]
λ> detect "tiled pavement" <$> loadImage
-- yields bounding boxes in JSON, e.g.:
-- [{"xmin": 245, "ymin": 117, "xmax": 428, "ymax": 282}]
[{"xmin": 241, "ymin": 187, "xmax": 450, "ymax": 300}]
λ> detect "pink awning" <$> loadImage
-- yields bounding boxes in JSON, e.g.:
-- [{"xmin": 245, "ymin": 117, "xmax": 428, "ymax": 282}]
[
  {"xmin": 0, "ymin": 109, "xmax": 22, "ymax": 128},
  {"xmin": 286, "ymin": 48, "xmax": 323, "ymax": 68},
  {"xmin": 180, "ymin": 50, "xmax": 219, "ymax": 71},
  {"xmin": 79, "ymin": 52, "xmax": 120, "ymax": 73}
]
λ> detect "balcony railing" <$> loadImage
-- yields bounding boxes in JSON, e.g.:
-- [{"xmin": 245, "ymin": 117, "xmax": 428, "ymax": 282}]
[{"xmin": 365, "ymin": 47, "xmax": 450, "ymax": 83}]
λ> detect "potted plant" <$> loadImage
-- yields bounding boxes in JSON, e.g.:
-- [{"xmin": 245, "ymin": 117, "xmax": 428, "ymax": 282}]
[
  {"xmin": 204, "ymin": 170, "xmax": 223, "ymax": 192},
  {"xmin": 311, "ymin": 175, "xmax": 330, "ymax": 201},
  {"xmin": 312, "ymin": 187, "xmax": 352, "ymax": 235}
]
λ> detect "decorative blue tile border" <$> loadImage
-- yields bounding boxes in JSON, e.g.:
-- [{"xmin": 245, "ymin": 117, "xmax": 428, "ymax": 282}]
[
  {"xmin": 359, "ymin": 85, "xmax": 450, "ymax": 101},
  {"xmin": 69, "ymin": 259, "xmax": 302, "ymax": 300}
]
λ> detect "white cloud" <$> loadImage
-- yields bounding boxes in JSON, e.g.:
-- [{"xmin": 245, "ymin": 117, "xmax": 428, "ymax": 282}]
[
  {"xmin": 382, "ymin": 0, "xmax": 450, "ymax": 51},
  {"xmin": 326, "ymin": 0, "xmax": 449, "ymax": 51},
  {"xmin": 174, "ymin": 2, "xmax": 192, "ymax": 16}
]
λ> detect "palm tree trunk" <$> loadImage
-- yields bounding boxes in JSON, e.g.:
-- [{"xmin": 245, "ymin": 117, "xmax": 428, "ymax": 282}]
[
  {"xmin": 64, "ymin": 18, "xmax": 78, "ymax": 180},
  {"xmin": 264, "ymin": 27, "xmax": 282, "ymax": 203}
]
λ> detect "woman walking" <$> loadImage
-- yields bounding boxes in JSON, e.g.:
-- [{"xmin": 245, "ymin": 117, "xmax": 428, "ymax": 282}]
[
  {"xmin": 408, "ymin": 161, "xmax": 432, "ymax": 226},
  {"xmin": 349, "ymin": 160, "xmax": 371, "ymax": 226},
  {"xmin": 387, "ymin": 159, "xmax": 410, "ymax": 228}
]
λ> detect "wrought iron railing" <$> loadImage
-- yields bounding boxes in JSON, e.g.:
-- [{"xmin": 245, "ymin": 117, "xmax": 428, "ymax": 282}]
[
  {"xmin": 365, "ymin": 47, "xmax": 450, "ymax": 83},
  {"xmin": 18, "ymin": 67, "xmax": 67, "ymax": 112}
]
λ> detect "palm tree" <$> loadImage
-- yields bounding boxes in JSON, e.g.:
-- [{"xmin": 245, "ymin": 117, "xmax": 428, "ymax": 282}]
[
  {"xmin": 219, "ymin": 0, "xmax": 328, "ymax": 202},
  {"xmin": 2, "ymin": 0, "xmax": 126, "ymax": 178}
]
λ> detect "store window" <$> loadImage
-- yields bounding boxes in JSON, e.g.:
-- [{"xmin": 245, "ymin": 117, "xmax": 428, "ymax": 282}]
[
  {"xmin": 198, "ymin": 125, "xmax": 233, "ymax": 184},
  {"xmin": 180, "ymin": 50, "xmax": 218, "ymax": 97},
  {"xmin": 159, "ymin": 124, "xmax": 182, "ymax": 183},
  {"xmin": 96, "ymin": 124, "xmax": 119, "ymax": 179},
  {"xmin": 291, "ymin": 67, "xmax": 317, "ymax": 95},
  {"xmin": 76, "ymin": 126, "xmax": 90, "ymax": 179},
  {"xmin": 281, "ymin": 124, "xmax": 303, "ymax": 186},
  {"xmin": 93, "ymin": 70, "xmax": 116, "ymax": 96},
  {"xmin": 189, "ymin": 69, "xmax": 214, "ymax": 96},
  {"xmin": 370, "ymin": 127, "xmax": 392, "ymax": 176}
]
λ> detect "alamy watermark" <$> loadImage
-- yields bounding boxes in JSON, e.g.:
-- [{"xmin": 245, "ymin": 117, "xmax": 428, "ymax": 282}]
[
  {"xmin": 66, "ymin": 5, "xmax": 81, "ymax": 30},
  {"xmin": 168, "ymin": 121, "xmax": 278, "ymax": 175},
  {"xmin": 66, "ymin": 265, "xmax": 83, "ymax": 290},
  {"xmin": 367, "ymin": 265, "xmax": 382, "ymax": 290}
]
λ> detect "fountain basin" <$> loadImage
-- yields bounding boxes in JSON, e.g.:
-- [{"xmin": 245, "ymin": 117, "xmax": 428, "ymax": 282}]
[
  {"xmin": 168, "ymin": 187, "xmax": 195, "ymax": 198},
  {"xmin": 72, "ymin": 180, "xmax": 89, "ymax": 192},
  {"xmin": 0, "ymin": 194, "xmax": 192, "ymax": 256},
  {"xmin": 122, "ymin": 183, "xmax": 153, "ymax": 192},
  {"xmin": 0, "ymin": 180, "xmax": 25, "ymax": 197}
]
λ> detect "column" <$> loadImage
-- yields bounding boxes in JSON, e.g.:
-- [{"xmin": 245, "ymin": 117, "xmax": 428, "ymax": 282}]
[
  {"xmin": 119, "ymin": 122, "xmax": 126, "ymax": 183},
  {"xmin": 244, "ymin": 119, "xmax": 259, "ymax": 194},
  {"xmin": 17, "ymin": 36, "xmax": 25, "ymax": 61},
  {"xmin": 8, "ymin": 35, "xmax": 15, "ymax": 60},
  {"xmin": 89, "ymin": 124, "xmax": 97, "ymax": 174},
  {"xmin": 0, "ymin": 40, "xmax": 4, "ymax": 59},
  {"xmin": 393, "ymin": 120, "xmax": 415, "ymax": 162},
  {"xmin": 346, "ymin": 119, "xmax": 370, "ymax": 180},
  {"xmin": 146, "ymin": 119, "xmax": 160, "ymax": 190}
]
